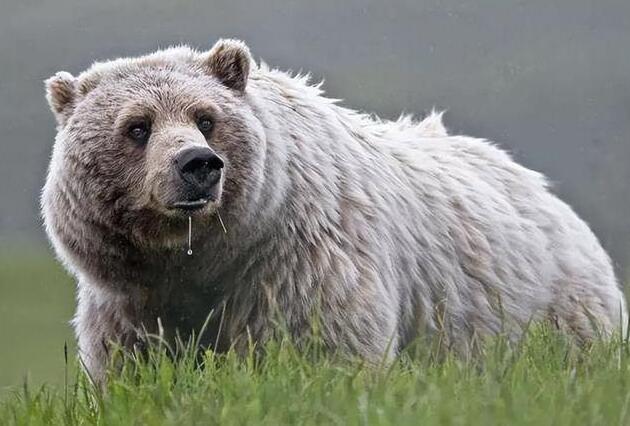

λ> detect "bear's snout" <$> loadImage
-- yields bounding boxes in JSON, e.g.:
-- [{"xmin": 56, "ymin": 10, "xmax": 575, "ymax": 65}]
[{"xmin": 172, "ymin": 147, "xmax": 224, "ymax": 209}]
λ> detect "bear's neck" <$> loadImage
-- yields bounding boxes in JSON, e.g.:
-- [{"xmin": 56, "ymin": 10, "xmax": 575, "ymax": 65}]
[{"xmin": 247, "ymin": 70, "xmax": 382, "ymax": 239}]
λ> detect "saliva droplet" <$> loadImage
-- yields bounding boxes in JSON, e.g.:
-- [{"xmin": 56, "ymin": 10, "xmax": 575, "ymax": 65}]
[{"xmin": 187, "ymin": 215, "xmax": 193, "ymax": 256}]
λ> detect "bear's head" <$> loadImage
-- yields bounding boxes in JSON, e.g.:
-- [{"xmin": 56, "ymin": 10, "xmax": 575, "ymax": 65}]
[{"xmin": 42, "ymin": 39, "xmax": 267, "ymax": 252}]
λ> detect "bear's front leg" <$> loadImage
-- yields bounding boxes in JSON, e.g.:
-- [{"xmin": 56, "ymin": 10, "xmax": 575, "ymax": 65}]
[{"xmin": 72, "ymin": 283, "xmax": 141, "ymax": 385}]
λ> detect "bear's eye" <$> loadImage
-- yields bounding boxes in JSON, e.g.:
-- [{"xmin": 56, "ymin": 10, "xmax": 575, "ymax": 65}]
[
  {"xmin": 197, "ymin": 117, "xmax": 214, "ymax": 134},
  {"xmin": 127, "ymin": 122, "xmax": 150, "ymax": 143}
]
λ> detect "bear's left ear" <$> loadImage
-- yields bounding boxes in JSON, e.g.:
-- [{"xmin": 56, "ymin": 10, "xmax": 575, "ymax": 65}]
[
  {"xmin": 204, "ymin": 39, "xmax": 252, "ymax": 93},
  {"xmin": 45, "ymin": 71, "xmax": 77, "ymax": 126}
]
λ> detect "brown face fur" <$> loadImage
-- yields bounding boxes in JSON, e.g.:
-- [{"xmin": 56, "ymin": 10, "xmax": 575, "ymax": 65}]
[{"xmin": 44, "ymin": 41, "xmax": 266, "ymax": 249}]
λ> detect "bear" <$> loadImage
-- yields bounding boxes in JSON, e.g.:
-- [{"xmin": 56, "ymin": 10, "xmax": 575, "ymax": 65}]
[{"xmin": 42, "ymin": 39, "xmax": 626, "ymax": 382}]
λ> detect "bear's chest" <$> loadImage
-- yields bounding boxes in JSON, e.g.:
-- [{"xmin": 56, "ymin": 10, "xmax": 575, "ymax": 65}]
[{"xmin": 131, "ymin": 254, "xmax": 233, "ymax": 345}]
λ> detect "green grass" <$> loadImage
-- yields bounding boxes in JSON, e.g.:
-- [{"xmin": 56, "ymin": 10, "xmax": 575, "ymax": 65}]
[
  {"xmin": 0, "ymin": 247, "xmax": 75, "ymax": 392},
  {"xmin": 2, "ymin": 325, "xmax": 630, "ymax": 425}
]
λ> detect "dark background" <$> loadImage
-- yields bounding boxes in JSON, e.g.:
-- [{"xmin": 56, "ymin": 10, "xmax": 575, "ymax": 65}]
[{"xmin": 0, "ymin": 0, "xmax": 628, "ymax": 388}]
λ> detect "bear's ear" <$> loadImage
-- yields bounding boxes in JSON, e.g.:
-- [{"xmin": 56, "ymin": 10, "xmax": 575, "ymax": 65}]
[
  {"xmin": 204, "ymin": 39, "xmax": 252, "ymax": 92},
  {"xmin": 45, "ymin": 71, "xmax": 76, "ymax": 126}
]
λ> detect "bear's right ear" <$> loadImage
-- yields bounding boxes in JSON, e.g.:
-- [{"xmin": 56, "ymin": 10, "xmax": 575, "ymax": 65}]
[{"xmin": 45, "ymin": 71, "xmax": 76, "ymax": 126}]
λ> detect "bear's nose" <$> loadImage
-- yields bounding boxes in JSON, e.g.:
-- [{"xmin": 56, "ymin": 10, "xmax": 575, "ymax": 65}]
[{"xmin": 175, "ymin": 147, "xmax": 224, "ymax": 187}]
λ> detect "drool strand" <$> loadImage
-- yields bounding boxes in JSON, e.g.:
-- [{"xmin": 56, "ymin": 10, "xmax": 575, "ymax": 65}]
[{"xmin": 187, "ymin": 215, "xmax": 193, "ymax": 256}]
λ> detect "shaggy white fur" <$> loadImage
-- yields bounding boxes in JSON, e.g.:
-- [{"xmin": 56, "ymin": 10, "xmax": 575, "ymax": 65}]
[{"xmin": 42, "ymin": 39, "xmax": 627, "ymax": 382}]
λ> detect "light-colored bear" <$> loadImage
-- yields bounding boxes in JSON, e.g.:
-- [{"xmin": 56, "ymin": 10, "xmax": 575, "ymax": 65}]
[{"xmin": 42, "ymin": 39, "xmax": 627, "ymax": 382}]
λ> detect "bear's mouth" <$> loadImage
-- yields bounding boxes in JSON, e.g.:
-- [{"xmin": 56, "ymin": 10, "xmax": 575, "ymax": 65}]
[
  {"xmin": 165, "ymin": 177, "xmax": 222, "ymax": 213},
  {"xmin": 170, "ymin": 197, "xmax": 212, "ymax": 211}
]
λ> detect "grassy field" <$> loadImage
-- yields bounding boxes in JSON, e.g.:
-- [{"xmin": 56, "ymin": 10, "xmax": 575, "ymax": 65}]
[
  {"xmin": 2, "ymin": 249, "xmax": 630, "ymax": 425},
  {"xmin": 2, "ymin": 327, "xmax": 630, "ymax": 425},
  {"xmin": 0, "ymin": 248, "xmax": 75, "ymax": 393}
]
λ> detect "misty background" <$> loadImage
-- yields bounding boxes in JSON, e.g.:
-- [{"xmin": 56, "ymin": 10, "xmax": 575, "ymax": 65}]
[{"xmin": 0, "ymin": 0, "xmax": 628, "ymax": 388}]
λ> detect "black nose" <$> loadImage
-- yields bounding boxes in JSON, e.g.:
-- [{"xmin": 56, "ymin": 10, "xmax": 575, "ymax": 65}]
[{"xmin": 175, "ymin": 147, "xmax": 224, "ymax": 187}]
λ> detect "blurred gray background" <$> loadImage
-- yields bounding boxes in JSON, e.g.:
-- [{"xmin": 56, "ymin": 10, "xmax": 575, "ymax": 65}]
[{"xmin": 0, "ymin": 0, "xmax": 628, "ymax": 388}]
